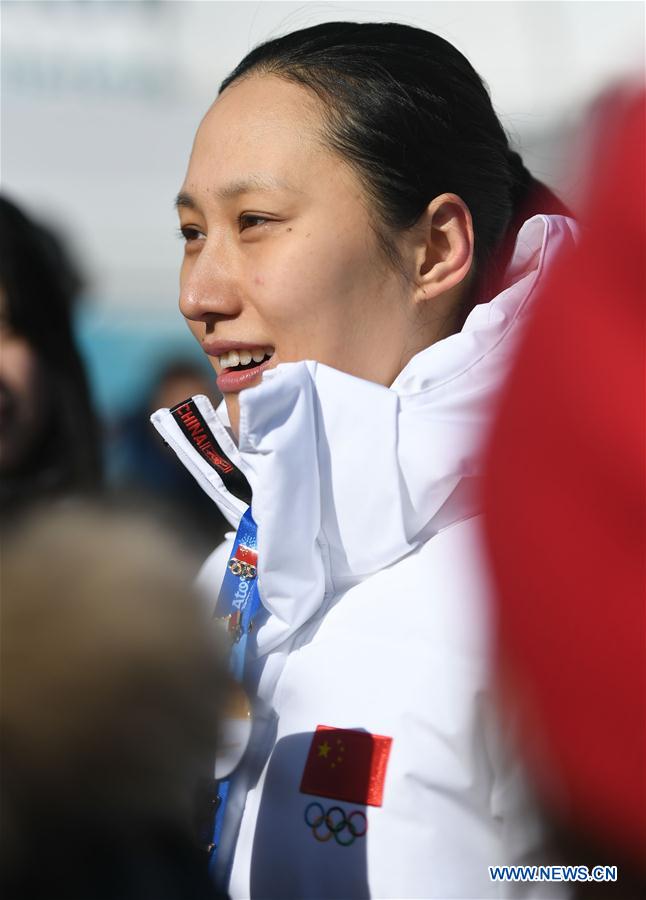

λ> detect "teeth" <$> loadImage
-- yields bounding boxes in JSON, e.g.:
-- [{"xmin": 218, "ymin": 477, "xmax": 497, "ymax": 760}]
[{"xmin": 218, "ymin": 346, "xmax": 275, "ymax": 369}]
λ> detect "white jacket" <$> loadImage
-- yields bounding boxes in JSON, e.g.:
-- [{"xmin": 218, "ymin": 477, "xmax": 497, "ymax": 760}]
[{"xmin": 152, "ymin": 215, "xmax": 577, "ymax": 900}]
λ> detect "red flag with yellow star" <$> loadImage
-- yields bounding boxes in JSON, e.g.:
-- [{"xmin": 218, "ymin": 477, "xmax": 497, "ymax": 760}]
[{"xmin": 299, "ymin": 725, "xmax": 393, "ymax": 807}]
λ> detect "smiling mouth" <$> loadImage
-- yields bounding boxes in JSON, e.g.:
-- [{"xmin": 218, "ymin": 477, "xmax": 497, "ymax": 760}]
[{"xmin": 218, "ymin": 346, "xmax": 274, "ymax": 372}]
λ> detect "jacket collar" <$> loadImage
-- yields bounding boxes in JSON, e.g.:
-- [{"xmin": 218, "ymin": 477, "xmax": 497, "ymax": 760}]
[{"xmin": 152, "ymin": 215, "xmax": 577, "ymax": 653}]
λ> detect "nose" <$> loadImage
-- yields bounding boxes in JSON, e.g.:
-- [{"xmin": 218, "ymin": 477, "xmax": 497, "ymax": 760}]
[{"xmin": 179, "ymin": 242, "xmax": 242, "ymax": 325}]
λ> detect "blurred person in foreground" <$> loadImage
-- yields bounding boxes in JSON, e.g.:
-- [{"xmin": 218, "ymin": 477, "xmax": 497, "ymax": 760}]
[
  {"xmin": 1, "ymin": 501, "xmax": 230, "ymax": 900},
  {"xmin": 0, "ymin": 195, "xmax": 102, "ymax": 526},
  {"xmin": 483, "ymin": 88, "xmax": 646, "ymax": 896},
  {"xmin": 110, "ymin": 359, "xmax": 229, "ymax": 554}
]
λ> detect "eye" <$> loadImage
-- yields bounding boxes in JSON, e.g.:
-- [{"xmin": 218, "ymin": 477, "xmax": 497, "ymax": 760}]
[
  {"xmin": 239, "ymin": 213, "xmax": 269, "ymax": 231},
  {"xmin": 177, "ymin": 225, "xmax": 205, "ymax": 243}
]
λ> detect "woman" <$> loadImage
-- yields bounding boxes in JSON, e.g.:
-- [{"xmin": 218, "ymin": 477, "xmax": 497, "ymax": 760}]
[
  {"xmin": 152, "ymin": 22, "xmax": 576, "ymax": 899},
  {"xmin": 0, "ymin": 195, "xmax": 102, "ymax": 523}
]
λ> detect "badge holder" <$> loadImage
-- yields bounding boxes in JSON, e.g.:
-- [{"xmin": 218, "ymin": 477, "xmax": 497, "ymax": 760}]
[{"xmin": 195, "ymin": 681, "xmax": 253, "ymax": 855}]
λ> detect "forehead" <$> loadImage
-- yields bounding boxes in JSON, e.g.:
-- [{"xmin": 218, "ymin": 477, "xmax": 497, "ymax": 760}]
[{"xmin": 185, "ymin": 74, "xmax": 329, "ymax": 192}]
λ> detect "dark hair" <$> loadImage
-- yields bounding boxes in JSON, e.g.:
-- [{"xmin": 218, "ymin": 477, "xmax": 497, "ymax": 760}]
[
  {"xmin": 220, "ymin": 21, "xmax": 570, "ymax": 310},
  {"xmin": 0, "ymin": 195, "xmax": 102, "ymax": 512}
]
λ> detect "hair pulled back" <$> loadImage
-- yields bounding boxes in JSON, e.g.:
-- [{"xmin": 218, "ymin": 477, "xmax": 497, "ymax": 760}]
[{"xmin": 220, "ymin": 21, "xmax": 569, "ymax": 305}]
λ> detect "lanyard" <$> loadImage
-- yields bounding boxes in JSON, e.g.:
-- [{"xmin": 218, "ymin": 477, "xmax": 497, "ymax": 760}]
[{"xmin": 208, "ymin": 507, "xmax": 261, "ymax": 872}]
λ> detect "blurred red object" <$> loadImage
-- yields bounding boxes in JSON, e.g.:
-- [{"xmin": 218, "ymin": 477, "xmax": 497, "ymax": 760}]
[{"xmin": 483, "ymin": 88, "xmax": 646, "ymax": 867}]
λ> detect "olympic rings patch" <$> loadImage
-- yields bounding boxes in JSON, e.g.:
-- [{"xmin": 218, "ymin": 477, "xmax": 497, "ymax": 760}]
[
  {"xmin": 228, "ymin": 559, "xmax": 257, "ymax": 579},
  {"xmin": 304, "ymin": 802, "xmax": 367, "ymax": 847}
]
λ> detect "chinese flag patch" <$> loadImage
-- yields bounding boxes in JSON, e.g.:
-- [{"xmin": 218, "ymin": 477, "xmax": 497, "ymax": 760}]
[{"xmin": 299, "ymin": 725, "xmax": 393, "ymax": 807}]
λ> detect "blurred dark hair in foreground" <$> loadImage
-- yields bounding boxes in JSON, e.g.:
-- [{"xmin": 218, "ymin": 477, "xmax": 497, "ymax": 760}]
[
  {"xmin": 484, "ymin": 87, "xmax": 645, "ymax": 896},
  {"xmin": 1, "ymin": 501, "xmax": 228, "ymax": 899},
  {"xmin": 0, "ymin": 195, "xmax": 102, "ymax": 525}
]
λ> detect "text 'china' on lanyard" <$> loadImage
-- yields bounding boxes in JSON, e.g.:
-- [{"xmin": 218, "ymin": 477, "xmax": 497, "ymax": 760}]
[{"xmin": 168, "ymin": 398, "xmax": 259, "ymax": 872}]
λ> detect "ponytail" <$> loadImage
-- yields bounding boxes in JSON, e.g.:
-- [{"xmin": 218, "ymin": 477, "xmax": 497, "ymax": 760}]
[{"xmin": 481, "ymin": 149, "xmax": 574, "ymax": 304}]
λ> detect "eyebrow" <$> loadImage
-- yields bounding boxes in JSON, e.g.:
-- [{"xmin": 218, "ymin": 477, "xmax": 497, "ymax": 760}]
[{"xmin": 174, "ymin": 174, "xmax": 297, "ymax": 211}]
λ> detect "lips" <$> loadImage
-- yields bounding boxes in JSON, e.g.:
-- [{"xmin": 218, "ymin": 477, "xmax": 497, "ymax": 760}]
[{"xmin": 201, "ymin": 340, "xmax": 276, "ymax": 393}]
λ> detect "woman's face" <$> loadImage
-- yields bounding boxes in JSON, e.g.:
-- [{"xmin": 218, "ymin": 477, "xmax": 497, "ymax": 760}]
[{"xmin": 177, "ymin": 74, "xmax": 422, "ymax": 435}]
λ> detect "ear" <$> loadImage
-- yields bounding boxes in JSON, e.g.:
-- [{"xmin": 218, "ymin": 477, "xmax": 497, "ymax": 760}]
[{"xmin": 412, "ymin": 193, "xmax": 474, "ymax": 304}]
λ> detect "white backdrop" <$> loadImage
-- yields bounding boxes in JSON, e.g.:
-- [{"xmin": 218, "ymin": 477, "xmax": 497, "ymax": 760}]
[{"xmin": 3, "ymin": 0, "xmax": 644, "ymax": 313}]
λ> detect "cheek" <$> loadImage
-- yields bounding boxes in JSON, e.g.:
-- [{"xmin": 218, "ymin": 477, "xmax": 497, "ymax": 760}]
[
  {"xmin": 0, "ymin": 338, "xmax": 50, "ymax": 468},
  {"xmin": 255, "ymin": 229, "xmax": 375, "ymax": 328},
  {"xmin": 0, "ymin": 339, "xmax": 40, "ymax": 405}
]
